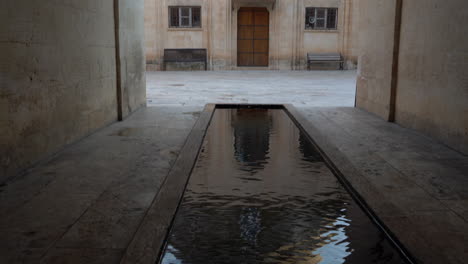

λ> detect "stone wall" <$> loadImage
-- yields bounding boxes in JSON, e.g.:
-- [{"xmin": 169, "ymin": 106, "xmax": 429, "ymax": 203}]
[
  {"xmin": 342, "ymin": 0, "xmax": 360, "ymax": 67},
  {"xmin": 356, "ymin": 0, "xmax": 468, "ymax": 154},
  {"xmin": 144, "ymin": 0, "xmax": 360, "ymax": 70},
  {"xmin": 0, "ymin": 0, "xmax": 146, "ymax": 181},
  {"xmin": 395, "ymin": 0, "xmax": 468, "ymax": 154},
  {"xmin": 297, "ymin": 0, "xmax": 345, "ymax": 69},
  {"xmin": 117, "ymin": 0, "xmax": 147, "ymax": 118},
  {"xmin": 145, "ymin": 0, "xmax": 159, "ymax": 70},
  {"xmin": 355, "ymin": 0, "xmax": 398, "ymax": 119}
]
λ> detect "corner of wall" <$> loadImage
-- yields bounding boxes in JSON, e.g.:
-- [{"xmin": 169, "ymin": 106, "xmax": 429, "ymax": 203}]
[
  {"xmin": 116, "ymin": 0, "xmax": 147, "ymax": 120},
  {"xmin": 355, "ymin": 0, "xmax": 400, "ymax": 122}
]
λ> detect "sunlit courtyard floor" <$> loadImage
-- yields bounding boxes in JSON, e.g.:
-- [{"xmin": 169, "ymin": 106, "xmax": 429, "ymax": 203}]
[{"xmin": 146, "ymin": 70, "xmax": 357, "ymax": 107}]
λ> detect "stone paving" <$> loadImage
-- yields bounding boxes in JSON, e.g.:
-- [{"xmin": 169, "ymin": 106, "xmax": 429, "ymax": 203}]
[
  {"xmin": 0, "ymin": 106, "xmax": 200, "ymax": 263},
  {"xmin": 1, "ymin": 70, "xmax": 467, "ymax": 263},
  {"xmin": 297, "ymin": 106, "xmax": 468, "ymax": 264},
  {"xmin": 146, "ymin": 70, "xmax": 357, "ymax": 107}
]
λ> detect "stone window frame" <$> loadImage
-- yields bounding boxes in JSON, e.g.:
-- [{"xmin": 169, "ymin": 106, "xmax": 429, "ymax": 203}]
[
  {"xmin": 168, "ymin": 6, "xmax": 202, "ymax": 28},
  {"xmin": 305, "ymin": 7, "xmax": 338, "ymax": 30}
]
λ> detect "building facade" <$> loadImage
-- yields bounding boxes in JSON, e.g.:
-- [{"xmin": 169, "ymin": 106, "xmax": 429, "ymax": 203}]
[{"xmin": 145, "ymin": 0, "xmax": 360, "ymax": 70}]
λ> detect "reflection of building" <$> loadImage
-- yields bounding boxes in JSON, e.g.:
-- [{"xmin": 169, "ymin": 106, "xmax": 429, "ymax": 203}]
[
  {"xmin": 232, "ymin": 109, "xmax": 271, "ymax": 172},
  {"xmin": 144, "ymin": 0, "xmax": 360, "ymax": 70},
  {"xmin": 161, "ymin": 108, "xmax": 405, "ymax": 263},
  {"xmin": 194, "ymin": 108, "xmax": 326, "ymax": 195},
  {"xmin": 162, "ymin": 109, "xmax": 352, "ymax": 263}
]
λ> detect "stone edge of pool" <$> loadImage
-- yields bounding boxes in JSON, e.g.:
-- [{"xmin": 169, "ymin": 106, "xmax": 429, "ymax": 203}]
[{"xmin": 119, "ymin": 104, "xmax": 416, "ymax": 264}]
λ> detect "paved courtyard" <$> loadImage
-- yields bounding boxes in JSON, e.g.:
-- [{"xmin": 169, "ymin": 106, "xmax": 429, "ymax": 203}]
[{"xmin": 146, "ymin": 70, "xmax": 357, "ymax": 107}]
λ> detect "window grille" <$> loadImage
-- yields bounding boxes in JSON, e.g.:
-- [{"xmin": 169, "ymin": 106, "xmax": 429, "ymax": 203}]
[
  {"xmin": 169, "ymin": 6, "xmax": 201, "ymax": 28},
  {"xmin": 305, "ymin": 7, "xmax": 338, "ymax": 30}
]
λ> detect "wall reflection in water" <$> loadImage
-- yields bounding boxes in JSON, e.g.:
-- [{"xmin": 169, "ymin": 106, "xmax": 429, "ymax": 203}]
[{"xmin": 160, "ymin": 108, "xmax": 407, "ymax": 264}]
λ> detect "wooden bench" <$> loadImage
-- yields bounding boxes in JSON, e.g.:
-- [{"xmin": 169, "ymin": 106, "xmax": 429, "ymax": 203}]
[
  {"xmin": 307, "ymin": 53, "xmax": 344, "ymax": 70},
  {"xmin": 163, "ymin": 49, "xmax": 208, "ymax": 71}
]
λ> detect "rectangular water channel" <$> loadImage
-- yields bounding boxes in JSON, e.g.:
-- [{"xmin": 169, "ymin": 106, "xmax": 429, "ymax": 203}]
[{"xmin": 159, "ymin": 107, "xmax": 409, "ymax": 264}]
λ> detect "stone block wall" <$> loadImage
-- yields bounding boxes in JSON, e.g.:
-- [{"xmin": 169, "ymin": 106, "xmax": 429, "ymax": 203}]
[
  {"xmin": 0, "ymin": 0, "xmax": 146, "ymax": 181},
  {"xmin": 395, "ymin": 0, "xmax": 468, "ymax": 154},
  {"xmin": 356, "ymin": 0, "xmax": 468, "ymax": 154},
  {"xmin": 117, "ymin": 0, "xmax": 147, "ymax": 118},
  {"xmin": 144, "ymin": 0, "xmax": 360, "ymax": 70},
  {"xmin": 355, "ymin": 0, "xmax": 398, "ymax": 120}
]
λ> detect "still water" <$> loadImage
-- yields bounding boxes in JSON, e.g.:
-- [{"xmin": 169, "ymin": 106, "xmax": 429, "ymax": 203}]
[{"xmin": 160, "ymin": 108, "xmax": 408, "ymax": 264}]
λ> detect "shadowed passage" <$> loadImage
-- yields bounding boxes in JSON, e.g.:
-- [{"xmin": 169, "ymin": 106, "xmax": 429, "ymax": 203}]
[{"xmin": 160, "ymin": 108, "xmax": 408, "ymax": 264}]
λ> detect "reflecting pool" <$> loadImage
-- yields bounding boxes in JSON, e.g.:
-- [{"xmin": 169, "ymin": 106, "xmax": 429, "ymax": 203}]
[{"xmin": 160, "ymin": 108, "xmax": 408, "ymax": 264}]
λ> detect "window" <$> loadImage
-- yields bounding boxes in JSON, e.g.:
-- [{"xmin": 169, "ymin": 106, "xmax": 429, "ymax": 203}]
[
  {"xmin": 169, "ymin": 6, "xmax": 201, "ymax": 28},
  {"xmin": 305, "ymin": 8, "xmax": 338, "ymax": 30}
]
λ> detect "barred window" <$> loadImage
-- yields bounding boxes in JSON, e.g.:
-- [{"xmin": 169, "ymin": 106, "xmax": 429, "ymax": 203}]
[
  {"xmin": 169, "ymin": 6, "xmax": 201, "ymax": 28},
  {"xmin": 305, "ymin": 8, "xmax": 338, "ymax": 30}
]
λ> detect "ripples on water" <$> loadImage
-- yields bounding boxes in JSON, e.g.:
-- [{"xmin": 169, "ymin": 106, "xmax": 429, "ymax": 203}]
[{"xmin": 160, "ymin": 108, "xmax": 407, "ymax": 264}]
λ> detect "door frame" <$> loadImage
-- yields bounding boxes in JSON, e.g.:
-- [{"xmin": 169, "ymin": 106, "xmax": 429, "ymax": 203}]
[
  {"xmin": 231, "ymin": 5, "xmax": 274, "ymax": 70},
  {"xmin": 236, "ymin": 7, "xmax": 269, "ymax": 67}
]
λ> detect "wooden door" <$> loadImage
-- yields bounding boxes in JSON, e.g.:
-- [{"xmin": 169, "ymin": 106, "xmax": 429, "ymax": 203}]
[{"xmin": 237, "ymin": 7, "xmax": 269, "ymax": 67}]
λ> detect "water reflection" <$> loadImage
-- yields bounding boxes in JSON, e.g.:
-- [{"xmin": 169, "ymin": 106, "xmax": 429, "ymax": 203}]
[
  {"xmin": 160, "ymin": 109, "xmax": 407, "ymax": 264},
  {"xmin": 232, "ymin": 109, "xmax": 272, "ymax": 174}
]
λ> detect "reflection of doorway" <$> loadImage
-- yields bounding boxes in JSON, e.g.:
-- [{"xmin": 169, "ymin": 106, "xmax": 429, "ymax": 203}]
[
  {"xmin": 232, "ymin": 109, "xmax": 271, "ymax": 172},
  {"xmin": 237, "ymin": 7, "xmax": 269, "ymax": 67}
]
